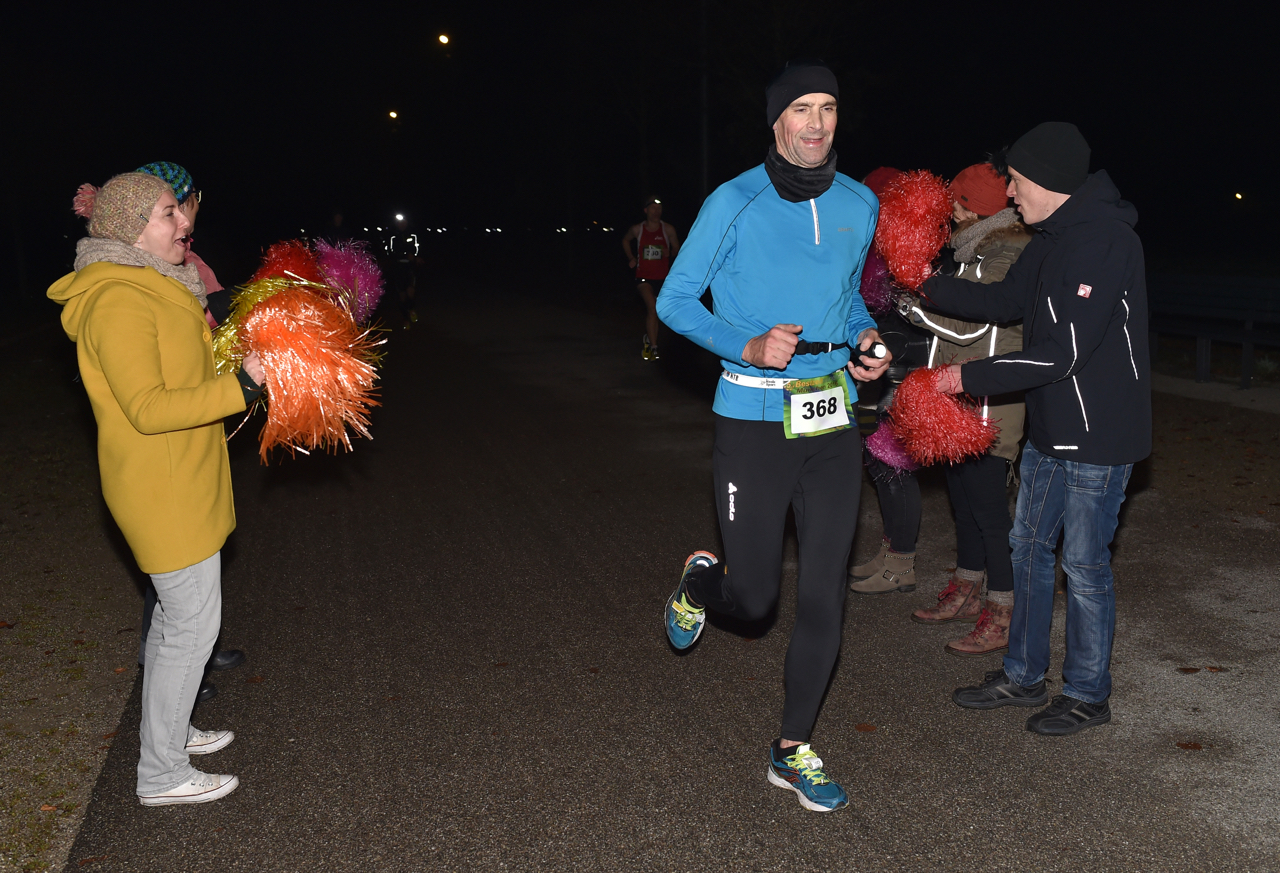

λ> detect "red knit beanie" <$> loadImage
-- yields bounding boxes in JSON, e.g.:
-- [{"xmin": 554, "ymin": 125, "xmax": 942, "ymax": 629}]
[
  {"xmin": 862, "ymin": 166, "xmax": 901, "ymax": 198},
  {"xmin": 950, "ymin": 163, "xmax": 1008, "ymax": 217}
]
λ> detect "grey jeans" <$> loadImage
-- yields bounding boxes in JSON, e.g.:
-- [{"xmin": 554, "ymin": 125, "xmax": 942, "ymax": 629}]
[{"xmin": 137, "ymin": 551, "xmax": 222, "ymax": 796}]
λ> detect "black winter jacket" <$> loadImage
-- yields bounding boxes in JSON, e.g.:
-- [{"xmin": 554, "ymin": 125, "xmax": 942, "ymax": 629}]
[{"xmin": 922, "ymin": 171, "xmax": 1150, "ymax": 466}]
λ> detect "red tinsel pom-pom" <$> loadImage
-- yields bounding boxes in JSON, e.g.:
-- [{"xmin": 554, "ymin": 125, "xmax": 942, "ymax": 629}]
[
  {"xmin": 250, "ymin": 240, "xmax": 325, "ymax": 285},
  {"xmin": 874, "ymin": 170, "xmax": 952, "ymax": 291},
  {"xmin": 889, "ymin": 366, "xmax": 998, "ymax": 465}
]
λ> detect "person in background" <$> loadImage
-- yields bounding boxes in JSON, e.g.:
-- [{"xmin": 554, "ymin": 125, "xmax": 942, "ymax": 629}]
[
  {"xmin": 900, "ymin": 161, "xmax": 1031, "ymax": 655},
  {"xmin": 136, "ymin": 162, "xmax": 246, "ymax": 701},
  {"xmin": 848, "ymin": 166, "xmax": 930, "ymax": 596},
  {"xmin": 621, "ymin": 196, "xmax": 680, "ymax": 361},
  {"xmin": 926, "ymin": 123, "xmax": 1150, "ymax": 736}
]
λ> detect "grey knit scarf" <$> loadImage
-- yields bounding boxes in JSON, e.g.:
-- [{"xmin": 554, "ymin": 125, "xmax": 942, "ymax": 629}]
[
  {"xmin": 74, "ymin": 237, "xmax": 208, "ymax": 308},
  {"xmin": 950, "ymin": 208, "xmax": 1021, "ymax": 265}
]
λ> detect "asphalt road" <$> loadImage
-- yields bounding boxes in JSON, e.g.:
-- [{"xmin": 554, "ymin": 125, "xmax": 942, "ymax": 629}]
[{"xmin": 49, "ymin": 287, "xmax": 1280, "ymax": 871}]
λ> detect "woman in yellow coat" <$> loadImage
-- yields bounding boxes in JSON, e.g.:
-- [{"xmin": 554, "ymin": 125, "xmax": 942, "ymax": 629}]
[{"xmin": 48, "ymin": 171, "xmax": 264, "ymax": 806}]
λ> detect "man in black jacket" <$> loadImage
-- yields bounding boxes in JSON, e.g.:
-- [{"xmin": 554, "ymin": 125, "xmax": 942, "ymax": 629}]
[{"xmin": 923, "ymin": 122, "xmax": 1150, "ymax": 735}]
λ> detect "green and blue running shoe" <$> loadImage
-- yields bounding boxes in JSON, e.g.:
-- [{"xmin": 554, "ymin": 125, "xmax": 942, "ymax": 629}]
[
  {"xmin": 664, "ymin": 551, "xmax": 717, "ymax": 650},
  {"xmin": 767, "ymin": 742, "xmax": 849, "ymax": 812}
]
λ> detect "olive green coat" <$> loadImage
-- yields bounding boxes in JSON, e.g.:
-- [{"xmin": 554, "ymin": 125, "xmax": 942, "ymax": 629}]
[
  {"xmin": 910, "ymin": 219, "xmax": 1032, "ymax": 461},
  {"xmin": 48, "ymin": 262, "xmax": 247, "ymax": 574}
]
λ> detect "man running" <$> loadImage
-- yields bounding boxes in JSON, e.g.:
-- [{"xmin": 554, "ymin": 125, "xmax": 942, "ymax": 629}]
[
  {"xmin": 621, "ymin": 196, "xmax": 680, "ymax": 360},
  {"xmin": 656, "ymin": 60, "xmax": 889, "ymax": 813}
]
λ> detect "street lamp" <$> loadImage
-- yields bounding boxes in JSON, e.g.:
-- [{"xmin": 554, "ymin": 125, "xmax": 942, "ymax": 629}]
[
  {"xmin": 438, "ymin": 34, "xmax": 449, "ymax": 45},
  {"xmin": 389, "ymin": 111, "xmax": 398, "ymax": 119}
]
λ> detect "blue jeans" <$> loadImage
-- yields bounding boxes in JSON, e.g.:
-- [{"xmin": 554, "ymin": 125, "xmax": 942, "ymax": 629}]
[{"xmin": 1003, "ymin": 441, "xmax": 1132, "ymax": 703}]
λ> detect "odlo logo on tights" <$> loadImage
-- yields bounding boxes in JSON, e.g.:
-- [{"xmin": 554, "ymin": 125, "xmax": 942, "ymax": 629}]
[{"xmin": 728, "ymin": 482, "xmax": 738, "ymax": 520}]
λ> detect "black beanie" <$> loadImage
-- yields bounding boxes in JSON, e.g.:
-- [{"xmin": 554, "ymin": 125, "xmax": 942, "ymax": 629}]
[
  {"xmin": 1005, "ymin": 122, "xmax": 1091, "ymax": 194},
  {"xmin": 766, "ymin": 61, "xmax": 839, "ymax": 127}
]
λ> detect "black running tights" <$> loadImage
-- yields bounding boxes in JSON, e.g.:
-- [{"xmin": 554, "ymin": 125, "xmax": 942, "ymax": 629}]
[{"xmin": 685, "ymin": 415, "xmax": 862, "ymax": 743}]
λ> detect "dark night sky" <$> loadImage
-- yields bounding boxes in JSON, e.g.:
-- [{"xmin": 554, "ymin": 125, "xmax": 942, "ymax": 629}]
[{"xmin": 4, "ymin": 1, "xmax": 1274, "ymax": 301}]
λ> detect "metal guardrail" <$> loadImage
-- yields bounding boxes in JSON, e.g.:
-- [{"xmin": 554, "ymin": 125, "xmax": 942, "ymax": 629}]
[{"xmin": 1146, "ymin": 274, "xmax": 1280, "ymax": 388}]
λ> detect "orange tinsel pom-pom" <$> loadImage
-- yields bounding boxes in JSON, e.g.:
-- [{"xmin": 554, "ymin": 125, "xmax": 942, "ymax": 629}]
[
  {"xmin": 239, "ymin": 286, "xmax": 382, "ymax": 462},
  {"xmin": 250, "ymin": 239, "xmax": 325, "ymax": 285},
  {"xmin": 874, "ymin": 170, "xmax": 953, "ymax": 291},
  {"xmin": 889, "ymin": 366, "xmax": 997, "ymax": 465}
]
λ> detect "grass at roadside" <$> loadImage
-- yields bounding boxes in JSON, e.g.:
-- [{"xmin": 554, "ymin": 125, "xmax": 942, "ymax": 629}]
[{"xmin": 1, "ymin": 324, "xmax": 141, "ymax": 872}]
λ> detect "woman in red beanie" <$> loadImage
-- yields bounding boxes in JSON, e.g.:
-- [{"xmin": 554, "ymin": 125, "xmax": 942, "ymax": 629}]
[{"xmin": 900, "ymin": 161, "xmax": 1031, "ymax": 655}]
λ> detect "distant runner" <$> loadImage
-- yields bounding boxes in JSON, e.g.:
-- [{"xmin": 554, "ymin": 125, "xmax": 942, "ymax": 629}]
[{"xmin": 621, "ymin": 196, "xmax": 680, "ymax": 360}]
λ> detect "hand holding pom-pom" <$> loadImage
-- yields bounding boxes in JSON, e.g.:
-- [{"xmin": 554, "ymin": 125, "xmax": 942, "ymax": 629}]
[
  {"xmin": 890, "ymin": 366, "xmax": 996, "ymax": 465},
  {"xmin": 934, "ymin": 364, "xmax": 964, "ymax": 395}
]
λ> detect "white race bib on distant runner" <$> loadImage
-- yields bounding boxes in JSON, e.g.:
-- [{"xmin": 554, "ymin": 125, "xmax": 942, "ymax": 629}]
[{"xmin": 643, "ymin": 245, "xmax": 663, "ymax": 260}]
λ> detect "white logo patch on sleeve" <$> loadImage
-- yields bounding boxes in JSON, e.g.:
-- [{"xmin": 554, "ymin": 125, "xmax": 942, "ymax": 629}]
[{"xmin": 1077, "ymin": 284, "xmax": 1092, "ymax": 298}]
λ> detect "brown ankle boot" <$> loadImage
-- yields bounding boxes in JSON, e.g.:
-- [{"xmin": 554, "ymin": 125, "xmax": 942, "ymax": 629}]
[
  {"xmin": 849, "ymin": 550, "xmax": 915, "ymax": 594},
  {"xmin": 849, "ymin": 536, "xmax": 891, "ymax": 580},
  {"xmin": 909, "ymin": 574, "xmax": 982, "ymax": 624},
  {"xmin": 945, "ymin": 600, "xmax": 1012, "ymax": 656}
]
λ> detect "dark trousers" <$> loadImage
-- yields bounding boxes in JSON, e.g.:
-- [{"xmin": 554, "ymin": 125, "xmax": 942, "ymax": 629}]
[
  {"xmin": 686, "ymin": 415, "xmax": 862, "ymax": 743},
  {"xmin": 944, "ymin": 453, "xmax": 1014, "ymax": 592},
  {"xmin": 866, "ymin": 457, "xmax": 920, "ymax": 552}
]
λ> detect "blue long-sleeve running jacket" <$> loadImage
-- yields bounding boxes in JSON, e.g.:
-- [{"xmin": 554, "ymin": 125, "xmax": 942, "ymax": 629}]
[{"xmin": 656, "ymin": 163, "xmax": 878, "ymax": 421}]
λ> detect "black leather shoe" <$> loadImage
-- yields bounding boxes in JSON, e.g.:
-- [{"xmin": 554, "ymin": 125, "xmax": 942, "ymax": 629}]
[
  {"xmin": 207, "ymin": 649, "xmax": 246, "ymax": 672},
  {"xmin": 196, "ymin": 680, "xmax": 218, "ymax": 704},
  {"xmin": 1027, "ymin": 694, "xmax": 1111, "ymax": 735},
  {"xmin": 953, "ymin": 669, "xmax": 1048, "ymax": 710}
]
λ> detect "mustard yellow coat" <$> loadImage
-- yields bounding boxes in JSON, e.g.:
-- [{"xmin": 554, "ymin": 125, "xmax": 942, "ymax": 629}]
[{"xmin": 48, "ymin": 262, "xmax": 247, "ymax": 574}]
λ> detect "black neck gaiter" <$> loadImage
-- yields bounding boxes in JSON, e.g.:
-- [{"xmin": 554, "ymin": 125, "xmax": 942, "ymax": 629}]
[{"xmin": 765, "ymin": 145, "xmax": 838, "ymax": 202}]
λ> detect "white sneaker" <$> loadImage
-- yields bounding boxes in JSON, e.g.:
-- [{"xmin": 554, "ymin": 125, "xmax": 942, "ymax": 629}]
[
  {"xmin": 185, "ymin": 727, "xmax": 235, "ymax": 756},
  {"xmin": 139, "ymin": 771, "xmax": 239, "ymax": 806}
]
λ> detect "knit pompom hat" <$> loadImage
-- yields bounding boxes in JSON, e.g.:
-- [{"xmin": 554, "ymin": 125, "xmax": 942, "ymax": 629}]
[
  {"xmin": 950, "ymin": 163, "xmax": 1008, "ymax": 217},
  {"xmin": 72, "ymin": 172, "xmax": 173, "ymax": 244}
]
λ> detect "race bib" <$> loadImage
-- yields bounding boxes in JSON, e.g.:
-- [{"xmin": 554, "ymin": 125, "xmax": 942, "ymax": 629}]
[
  {"xmin": 783, "ymin": 372, "xmax": 853, "ymax": 439},
  {"xmin": 642, "ymin": 244, "xmax": 663, "ymax": 260}
]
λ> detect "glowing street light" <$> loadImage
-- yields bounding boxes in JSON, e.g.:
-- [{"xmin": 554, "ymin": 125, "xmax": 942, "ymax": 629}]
[
  {"xmin": 1236, "ymin": 193, "xmax": 1243, "ymax": 200},
  {"xmin": 389, "ymin": 111, "xmax": 398, "ymax": 119},
  {"xmin": 438, "ymin": 34, "xmax": 449, "ymax": 45},
  {"xmin": 395, "ymin": 214, "xmax": 404, "ymax": 221}
]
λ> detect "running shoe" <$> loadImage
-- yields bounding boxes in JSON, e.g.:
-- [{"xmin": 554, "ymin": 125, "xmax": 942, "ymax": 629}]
[
  {"xmin": 767, "ymin": 742, "xmax": 849, "ymax": 812},
  {"xmin": 664, "ymin": 551, "xmax": 717, "ymax": 649},
  {"xmin": 642, "ymin": 335, "xmax": 653, "ymax": 361}
]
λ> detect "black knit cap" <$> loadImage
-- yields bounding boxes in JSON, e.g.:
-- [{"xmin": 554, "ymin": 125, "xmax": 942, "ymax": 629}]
[
  {"xmin": 1006, "ymin": 122, "xmax": 1091, "ymax": 195},
  {"xmin": 766, "ymin": 60, "xmax": 838, "ymax": 127}
]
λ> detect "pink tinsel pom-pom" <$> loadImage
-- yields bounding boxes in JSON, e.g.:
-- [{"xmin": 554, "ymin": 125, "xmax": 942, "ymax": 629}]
[
  {"xmin": 889, "ymin": 366, "xmax": 998, "ymax": 465},
  {"xmin": 865, "ymin": 419, "xmax": 919, "ymax": 472},
  {"xmin": 73, "ymin": 184, "xmax": 99, "ymax": 219},
  {"xmin": 874, "ymin": 170, "xmax": 953, "ymax": 291},
  {"xmin": 859, "ymin": 248, "xmax": 894, "ymax": 316},
  {"xmin": 315, "ymin": 239, "xmax": 386, "ymax": 324}
]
